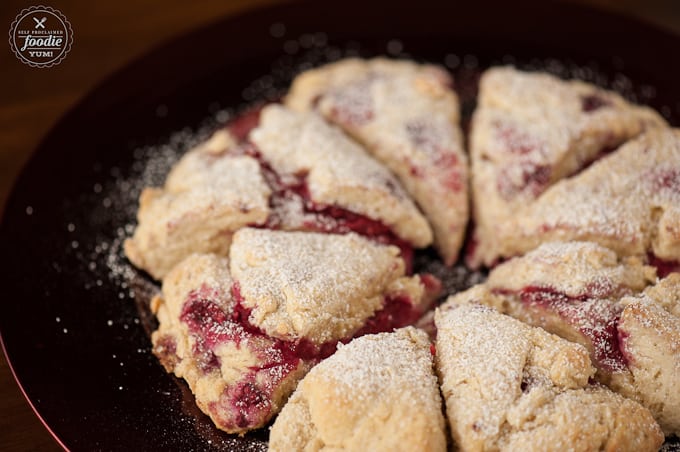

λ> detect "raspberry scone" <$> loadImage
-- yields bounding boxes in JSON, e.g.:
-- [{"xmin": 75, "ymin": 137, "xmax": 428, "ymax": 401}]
[
  {"xmin": 435, "ymin": 303, "xmax": 663, "ymax": 451},
  {"xmin": 269, "ymin": 327, "xmax": 446, "ymax": 452},
  {"xmin": 124, "ymin": 130, "xmax": 271, "ymax": 279},
  {"xmin": 286, "ymin": 58, "xmax": 468, "ymax": 265},
  {"xmin": 468, "ymin": 66, "xmax": 667, "ymax": 267},
  {"xmin": 151, "ymin": 228, "xmax": 440, "ymax": 433},
  {"xmin": 126, "ymin": 102, "xmax": 435, "ymax": 279},
  {"xmin": 495, "ymin": 128, "xmax": 680, "ymax": 269},
  {"xmin": 455, "ymin": 241, "xmax": 680, "ymax": 435},
  {"xmin": 249, "ymin": 104, "xmax": 432, "ymax": 249}
]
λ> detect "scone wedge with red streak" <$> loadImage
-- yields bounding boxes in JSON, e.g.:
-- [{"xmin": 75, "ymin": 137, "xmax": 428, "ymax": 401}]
[
  {"xmin": 249, "ymin": 104, "xmax": 432, "ymax": 250},
  {"xmin": 286, "ymin": 58, "xmax": 468, "ymax": 265},
  {"xmin": 124, "ymin": 130, "xmax": 271, "ymax": 279},
  {"xmin": 455, "ymin": 241, "xmax": 680, "ymax": 435},
  {"xmin": 229, "ymin": 228, "xmax": 440, "ymax": 346},
  {"xmin": 269, "ymin": 327, "xmax": 446, "ymax": 452},
  {"xmin": 468, "ymin": 66, "xmax": 667, "ymax": 267},
  {"xmin": 496, "ymin": 128, "xmax": 680, "ymax": 268},
  {"xmin": 151, "ymin": 228, "xmax": 440, "ymax": 434},
  {"xmin": 126, "ymin": 100, "xmax": 436, "ymax": 279},
  {"xmin": 435, "ymin": 303, "xmax": 663, "ymax": 451},
  {"xmin": 151, "ymin": 253, "xmax": 310, "ymax": 434}
]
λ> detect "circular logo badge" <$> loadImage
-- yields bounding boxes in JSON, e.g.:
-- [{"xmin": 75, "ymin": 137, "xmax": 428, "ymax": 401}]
[{"xmin": 8, "ymin": 5, "xmax": 73, "ymax": 68}]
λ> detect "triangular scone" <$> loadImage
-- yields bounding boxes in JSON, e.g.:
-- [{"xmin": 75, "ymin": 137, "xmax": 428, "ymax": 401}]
[
  {"xmin": 229, "ymin": 228, "xmax": 439, "ymax": 346},
  {"xmin": 496, "ymin": 128, "xmax": 680, "ymax": 265},
  {"xmin": 435, "ymin": 303, "xmax": 663, "ymax": 451},
  {"xmin": 250, "ymin": 104, "xmax": 432, "ymax": 248},
  {"xmin": 124, "ymin": 130, "xmax": 271, "ymax": 279},
  {"xmin": 151, "ymin": 232, "xmax": 439, "ymax": 434},
  {"xmin": 286, "ymin": 58, "xmax": 468, "ymax": 265},
  {"xmin": 151, "ymin": 254, "xmax": 312, "ymax": 434},
  {"xmin": 459, "ymin": 241, "xmax": 680, "ymax": 435},
  {"xmin": 269, "ymin": 327, "xmax": 446, "ymax": 452},
  {"xmin": 468, "ymin": 67, "xmax": 666, "ymax": 267}
]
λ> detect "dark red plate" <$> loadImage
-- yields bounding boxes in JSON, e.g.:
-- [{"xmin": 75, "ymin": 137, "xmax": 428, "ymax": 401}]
[{"xmin": 1, "ymin": 0, "xmax": 679, "ymax": 450}]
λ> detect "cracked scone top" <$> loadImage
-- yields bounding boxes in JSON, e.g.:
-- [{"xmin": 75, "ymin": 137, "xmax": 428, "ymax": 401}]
[
  {"xmin": 468, "ymin": 66, "xmax": 668, "ymax": 267},
  {"xmin": 454, "ymin": 241, "xmax": 680, "ymax": 435},
  {"xmin": 286, "ymin": 57, "xmax": 468, "ymax": 265},
  {"xmin": 269, "ymin": 327, "xmax": 446, "ymax": 452},
  {"xmin": 435, "ymin": 303, "xmax": 663, "ymax": 451}
]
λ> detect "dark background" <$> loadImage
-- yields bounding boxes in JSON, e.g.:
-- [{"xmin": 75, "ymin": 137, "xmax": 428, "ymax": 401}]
[{"xmin": 1, "ymin": 1, "xmax": 679, "ymax": 450}]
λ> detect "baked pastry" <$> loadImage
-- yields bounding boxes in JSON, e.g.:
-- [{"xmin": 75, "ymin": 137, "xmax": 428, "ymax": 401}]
[
  {"xmin": 249, "ymin": 104, "xmax": 432, "ymax": 248},
  {"xmin": 435, "ymin": 302, "xmax": 664, "ymax": 451},
  {"xmin": 617, "ymin": 274, "xmax": 680, "ymax": 437},
  {"xmin": 229, "ymin": 228, "xmax": 439, "ymax": 346},
  {"xmin": 126, "ymin": 100, "xmax": 437, "ymax": 279},
  {"xmin": 269, "ymin": 327, "xmax": 446, "ymax": 452},
  {"xmin": 468, "ymin": 67, "xmax": 668, "ymax": 267},
  {"xmin": 151, "ymin": 228, "xmax": 440, "ymax": 433},
  {"xmin": 454, "ymin": 241, "xmax": 680, "ymax": 435},
  {"xmin": 124, "ymin": 130, "xmax": 271, "ymax": 279},
  {"xmin": 151, "ymin": 253, "xmax": 312, "ymax": 434},
  {"xmin": 286, "ymin": 58, "xmax": 468, "ymax": 265},
  {"xmin": 496, "ymin": 128, "xmax": 680, "ymax": 269}
]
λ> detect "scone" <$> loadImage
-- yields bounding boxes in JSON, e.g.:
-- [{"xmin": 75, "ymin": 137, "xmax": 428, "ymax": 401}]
[
  {"xmin": 229, "ymin": 228, "xmax": 439, "ymax": 347},
  {"xmin": 496, "ymin": 128, "xmax": 680, "ymax": 269},
  {"xmin": 286, "ymin": 57, "xmax": 468, "ymax": 265},
  {"xmin": 124, "ymin": 130, "xmax": 271, "ymax": 279},
  {"xmin": 435, "ymin": 303, "xmax": 663, "ymax": 451},
  {"xmin": 454, "ymin": 241, "xmax": 680, "ymax": 435},
  {"xmin": 249, "ymin": 104, "xmax": 432, "ymax": 248},
  {"xmin": 468, "ymin": 66, "xmax": 668, "ymax": 267},
  {"xmin": 269, "ymin": 327, "xmax": 446, "ymax": 452},
  {"xmin": 151, "ymin": 228, "xmax": 440, "ymax": 433},
  {"xmin": 151, "ymin": 253, "xmax": 311, "ymax": 434},
  {"xmin": 126, "ymin": 102, "xmax": 435, "ymax": 279}
]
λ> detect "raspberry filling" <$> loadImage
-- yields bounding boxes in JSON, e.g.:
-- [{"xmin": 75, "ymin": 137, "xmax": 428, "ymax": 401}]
[
  {"xmin": 226, "ymin": 105, "xmax": 263, "ymax": 141},
  {"xmin": 496, "ymin": 286, "xmax": 628, "ymax": 373},
  {"xmin": 221, "ymin": 109, "xmax": 416, "ymax": 271},
  {"xmin": 174, "ymin": 277, "xmax": 436, "ymax": 430},
  {"xmin": 230, "ymin": 280, "xmax": 436, "ymax": 356},
  {"xmin": 178, "ymin": 286, "xmax": 308, "ymax": 430},
  {"xmin": 647, "ymin": 167, "xmax": 680, "ymax": 193},
  {"xmin": 242, "ymin": 146, "xmax": 415, "ymax": 272},
  {"xmin": 405, "ymin": 119, "xmax": 464, "ymax": 192},
  {"xmin": 581, "ymin": 94, "xmax": 611, "ymax": 112},
  {"xmin": 647, "ymin": 254, "xmax": 680, "ymax": 278}
]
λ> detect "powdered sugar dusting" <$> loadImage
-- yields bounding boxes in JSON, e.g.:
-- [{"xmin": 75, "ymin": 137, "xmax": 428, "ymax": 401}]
[
  {"xmin": 270, "ymin": 327, "xmax": 446, "ymax": 450},
  {"xmin": 229, "ymin": 228, "xmax": 405, "ymax": 344},
  {"xmin": 435, "ymin": 303, "xmax": 664, "ymax": 450}
]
